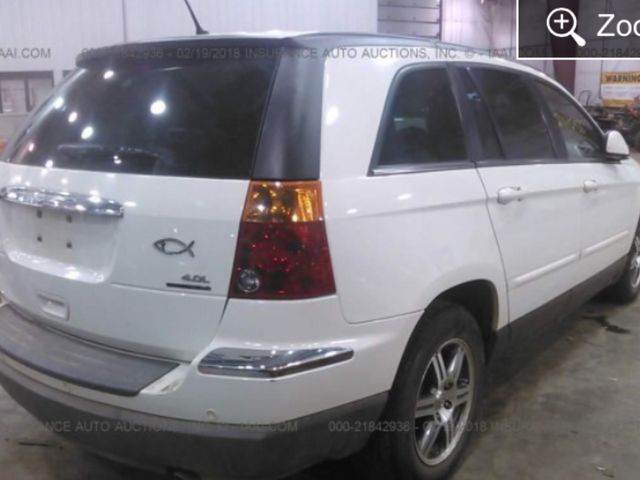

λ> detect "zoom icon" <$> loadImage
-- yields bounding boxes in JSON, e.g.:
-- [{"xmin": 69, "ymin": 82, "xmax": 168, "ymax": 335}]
[{"xmin": 546, "ymin": 7, "xmax": 587, "ymax": 47}]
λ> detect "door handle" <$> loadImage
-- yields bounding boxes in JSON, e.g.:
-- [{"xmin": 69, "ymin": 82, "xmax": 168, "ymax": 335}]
[
  {"xmin": 497, "ymin": 186, "xmax": 524, "ymax": 205},
  {"xmin": 583, "ymin": 179, "xmax": 599, "ymax": 194},
  {"xmin": 0, "ymin": 186, "xmax": 124, "ymax": 218}
]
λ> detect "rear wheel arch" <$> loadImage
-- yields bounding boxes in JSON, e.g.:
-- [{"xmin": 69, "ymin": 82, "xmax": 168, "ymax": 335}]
[
  {"xmin": 432, "ymin": 280, "xmax": 500, "ymax": 363},
  {"xmin": 388, "ymin": 279, "xmax": 500, "ymax": 395}
]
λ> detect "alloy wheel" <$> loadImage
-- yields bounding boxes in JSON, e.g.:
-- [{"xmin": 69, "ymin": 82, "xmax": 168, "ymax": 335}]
[{"xmin": 414, "ymin": 338, "xmax": 475, "ymax": 466}]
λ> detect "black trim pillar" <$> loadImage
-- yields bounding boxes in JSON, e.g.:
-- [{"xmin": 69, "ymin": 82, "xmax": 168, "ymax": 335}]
[{"xmin": 547, "ymin": 0, "xmax": 579, "ymax": 93}]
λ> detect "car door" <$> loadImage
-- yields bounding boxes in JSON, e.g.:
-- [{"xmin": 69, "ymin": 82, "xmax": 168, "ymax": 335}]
[
  {"xmin": 533, "ymin": 80, "xmax": 640, "ymax": 283},
  {"xmin": 456, "ymin": 65, "xmax": 583, "ymax": 326}
]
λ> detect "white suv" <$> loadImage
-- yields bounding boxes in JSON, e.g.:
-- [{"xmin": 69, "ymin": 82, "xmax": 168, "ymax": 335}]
[{"xmin": 0, "ymin": 33, "xmax": 639, "ymax": 480}]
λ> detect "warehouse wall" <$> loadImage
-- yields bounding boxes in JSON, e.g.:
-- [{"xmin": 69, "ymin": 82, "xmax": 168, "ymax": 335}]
[
  {"xmin": 442, "ymin": 0, "xmax": 493, "ymax": 48},
  {"xmin": 125, "ymin": 0, "xmax": 377, "ymax": 42},
  {"xmin": 0, "ymin": 0, "xmax": 377, "ymax": 76},
  {"xmin": 442, "ymin": 0, "xmax": 518, "ymax": 53},
  {"xmin": 0, "ymin": 0, "xmax": 126, "ymax": 80},
  {"xmin": 441, "ymin": 0, "xmax": 553, "ymax": 76}
]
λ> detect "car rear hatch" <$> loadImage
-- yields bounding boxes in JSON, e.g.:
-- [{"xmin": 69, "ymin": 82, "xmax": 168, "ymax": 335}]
[{"xmin": 0, "ymin": 40, "xmax": 283, "ymax": 362}]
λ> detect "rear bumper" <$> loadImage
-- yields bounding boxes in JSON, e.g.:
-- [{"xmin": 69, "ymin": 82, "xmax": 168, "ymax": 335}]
[
  {"xmin": 0, "ymin": 304, "xmax": 179, "ymax": 396},
  {"xmin": 0, "ymin": 298, "xmax": 421, "ymax": 476},
  {"xmin": 0, "ymin": 302, "xmax": 392, "ymax": 478},
  {"xmin": 0, "ymin": 297, "xmax": 418, "ymax": 426},
  {"xmin": 0, "ymin": 359, "xmax": 387, "ymax": 479}
]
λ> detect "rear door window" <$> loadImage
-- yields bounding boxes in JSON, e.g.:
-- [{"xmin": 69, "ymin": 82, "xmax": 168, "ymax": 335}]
[
  {"xmin": 471, "ymin": 68, "xmax": 555, "ymax": 161},
  {"xmin": 376, "ymin": 67, "xmax": 467, "ymax": 169},
  {"xmin": 534, "ymin": 80, "xmax": 604, "ymax": 160},
  {"xmin": 4, "ymin": 58, "xmax": 278, "ymax": 179}
]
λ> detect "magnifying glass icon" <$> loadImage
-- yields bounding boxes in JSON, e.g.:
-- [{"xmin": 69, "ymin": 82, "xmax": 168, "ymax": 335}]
[{"xmin": 546, "ymin": 7, "xmax": 586, "ymax": 47}]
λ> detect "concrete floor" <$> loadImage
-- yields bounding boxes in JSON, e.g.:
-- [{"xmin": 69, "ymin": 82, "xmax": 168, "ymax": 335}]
[{"xmin": 0, "ymin": 297, "xmax": 638, "ymax": 480}]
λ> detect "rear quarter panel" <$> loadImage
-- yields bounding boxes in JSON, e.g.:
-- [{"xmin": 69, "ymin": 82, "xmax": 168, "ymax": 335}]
[{"xmin": 319, "ymin": 50, "xmax": 508, "ymax": 328}]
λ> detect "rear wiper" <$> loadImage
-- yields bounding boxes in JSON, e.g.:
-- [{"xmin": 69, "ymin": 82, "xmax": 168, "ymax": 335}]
[{"xmin": 57, "ymin": 143, "xmax": 159, "ymax": 160}]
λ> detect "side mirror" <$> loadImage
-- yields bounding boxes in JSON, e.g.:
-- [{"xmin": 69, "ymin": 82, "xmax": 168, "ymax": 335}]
[{"xmin": 604, "ymin": 130, "xmax": 630, "ymax": 160}]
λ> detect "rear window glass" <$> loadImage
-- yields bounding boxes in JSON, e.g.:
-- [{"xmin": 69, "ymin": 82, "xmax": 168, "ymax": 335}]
[
  {"xmin": 4, "ymin": 58, "xmax": 277, "ymax": 179},
  {"xmin": 377, "ymin": 67, "xmax": 467, "ymax": 168}
]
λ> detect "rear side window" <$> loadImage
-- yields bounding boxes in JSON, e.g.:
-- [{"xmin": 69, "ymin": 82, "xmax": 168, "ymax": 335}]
[
  {"xmin": 4, "ymin": 58, "xmax": 277, "ymax": 179},
  {"xmin": 535, "ymin": 81, "xmax": 604, "ymax": 160},
  {"xmin": 472, "ymin": 68, "xmax": 555, "ymax": 161},
  {"xmin": 376, "ymin": 67, "xmax": 467, "ymax": 168}
]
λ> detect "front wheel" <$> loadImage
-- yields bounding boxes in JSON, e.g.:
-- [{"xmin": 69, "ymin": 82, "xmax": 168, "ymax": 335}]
[
  {"xmin": 604, "ymin": 223, "xmax": 640, "ymax": 304},
  {"xmin": 359, "ymin": 302, "xmax": 485, "ymax": 480}
]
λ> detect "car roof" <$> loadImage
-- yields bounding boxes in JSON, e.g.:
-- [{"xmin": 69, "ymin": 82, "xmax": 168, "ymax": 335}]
[{"xmin": 81, "ymin": 31, "xmax": 506, "ymax": 55}]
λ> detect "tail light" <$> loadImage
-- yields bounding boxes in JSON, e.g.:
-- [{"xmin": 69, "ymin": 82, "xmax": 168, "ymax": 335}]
[{"xmin": 229, "ymin": 180, "xmax": 336, "ymax": 300}]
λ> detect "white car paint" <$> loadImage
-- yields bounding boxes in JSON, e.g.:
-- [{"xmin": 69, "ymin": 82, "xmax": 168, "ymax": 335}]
[
  {"xmin": 0, "ymin": 165, "xmax": 248, "ymax": 361},
  {"xmin": 574, "ymin": 160, "xmax": 640, "ymax": 282},
  {"xmin": 320, "ymin": 51, "xmax": 508, "ymax": 326},
  {"xmin": 476, "ymin": 163, "xmax": 584, "ymax": 321}
]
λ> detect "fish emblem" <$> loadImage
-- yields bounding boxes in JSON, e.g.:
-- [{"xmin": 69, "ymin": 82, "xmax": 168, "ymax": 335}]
[{"xmin": 153, "ymin": 238, "xmax": 195, "ymax": 257}]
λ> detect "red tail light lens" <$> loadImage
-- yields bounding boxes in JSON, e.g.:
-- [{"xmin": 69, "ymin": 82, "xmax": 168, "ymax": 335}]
[{"xmin": 229, "ymin": 181, "xmax": 336, "ymax": 300}]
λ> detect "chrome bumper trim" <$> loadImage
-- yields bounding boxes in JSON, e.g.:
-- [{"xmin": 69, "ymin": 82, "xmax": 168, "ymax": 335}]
[{"xmin": 198, "ymin": 347, "xmax": 354, "ymax": 378}]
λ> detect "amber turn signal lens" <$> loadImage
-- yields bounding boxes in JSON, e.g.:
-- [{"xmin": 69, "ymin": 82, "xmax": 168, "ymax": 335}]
[{"xmin": 241, "ymin": 181, "xmax": 324, "ymax": 223}]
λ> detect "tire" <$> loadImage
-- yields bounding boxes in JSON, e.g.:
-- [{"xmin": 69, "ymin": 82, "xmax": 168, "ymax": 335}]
[
  {"xmin": 358, "ymin": 301, "xmax": 485, "ymax": 480},
  {"xmin": 604, "ymin": 221, "xmax": 640, "ymax": 304}
]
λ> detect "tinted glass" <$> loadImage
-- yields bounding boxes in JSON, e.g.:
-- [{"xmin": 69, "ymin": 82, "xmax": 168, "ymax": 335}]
[
  {"xmin": 378, "ymin": 68, "xmax": 466, "ymax": 167},
  {"xmin": 472, "ymin": 68, "xmax": 555, "ymax": 160},
  {"xmin": 458, "ymin": 68, "xmax": 503, "ymax": 160},
  {"xmin": 535, "ymin": 81, "xmax": 604, "ymax": 160},
  {"xmin": 5, "ymin": 59, "xmax": 277, "ymax": 179}
]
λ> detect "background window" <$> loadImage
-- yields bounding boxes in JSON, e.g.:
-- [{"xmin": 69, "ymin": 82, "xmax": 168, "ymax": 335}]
[
  {"xmin": 0, "ymin": 79, "xmax": 27, "ymax": 114},
  {"xmin": 535, "ymin": 81, "xmax": 604, "ymax": 160},
  {"xmin": 0, "ymin": 72, "xmax": 54, "ymax": 114},
  {"xmin": 27, "ymin": 77, "xmax": 55, "ymax": 111},
  {"xmin": 472, "ymin": 68, "xmax": 555, "ymax": 161},
  {"xmin": 377, "ymin": 68, "xmax": 466, "ymax": 167}
]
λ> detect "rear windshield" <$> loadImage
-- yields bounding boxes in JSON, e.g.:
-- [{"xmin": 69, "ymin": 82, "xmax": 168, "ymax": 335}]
[{"xmin": 4, "ymin": 58, "xmax": 277, "ymax": 179}]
